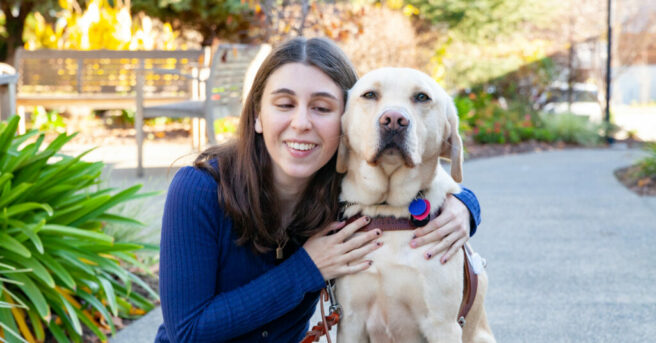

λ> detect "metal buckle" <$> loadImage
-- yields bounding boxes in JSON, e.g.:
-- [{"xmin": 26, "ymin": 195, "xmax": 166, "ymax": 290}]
[
  {"xmin": 458, "ymin": 316, "xmax": 466, "ymax": 327},
  {"xmin": 326, "ymin": 280, "xmax": 342, "ymax": 316}
]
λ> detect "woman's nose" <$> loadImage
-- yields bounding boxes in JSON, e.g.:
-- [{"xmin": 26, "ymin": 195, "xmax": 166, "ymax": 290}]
[{"xmin": 290, "ymin": 107, "xmax": 312, "ymax": 131}]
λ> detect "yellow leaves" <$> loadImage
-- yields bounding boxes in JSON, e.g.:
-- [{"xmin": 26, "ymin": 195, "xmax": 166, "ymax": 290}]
[
  {"xmin": 6, "ymin": 293, "xmax": 37, "ymax": 343},
  {"xmin": 24, "ymin": 0, "xmax": 178, "ymax": 51},
  {"xmin": 386, "ymin": 0, "xmax": 404, "ymax": 10},
  {"xmin": 402, "ymin": 4, "xmax": 420, "ymax": 17}
]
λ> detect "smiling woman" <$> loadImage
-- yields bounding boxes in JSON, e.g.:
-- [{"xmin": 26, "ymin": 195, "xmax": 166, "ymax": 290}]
[{"xmin": 154, "ymin": 37, "xmax": 483, "ymax": 343}]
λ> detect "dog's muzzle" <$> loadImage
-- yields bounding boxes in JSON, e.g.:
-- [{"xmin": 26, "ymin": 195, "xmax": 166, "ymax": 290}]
[{"xmin": 373, "ymin": 110, "xmax": 414, "ymax": 167}]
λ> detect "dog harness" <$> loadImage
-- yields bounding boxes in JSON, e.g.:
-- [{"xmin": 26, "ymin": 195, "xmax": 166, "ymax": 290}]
[
  {"xmin": 343, "ymin": 214, "xmax": 479, "ymax": 327},
  {"xmin": 302, "ymin": 205, "xmax": 481, "ymax": 342}
]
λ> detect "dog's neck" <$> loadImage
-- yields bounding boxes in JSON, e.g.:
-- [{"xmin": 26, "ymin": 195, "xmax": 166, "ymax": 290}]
[{"xmin": 339, "ymin": 154, "xmax": 459, "ymax": 219}]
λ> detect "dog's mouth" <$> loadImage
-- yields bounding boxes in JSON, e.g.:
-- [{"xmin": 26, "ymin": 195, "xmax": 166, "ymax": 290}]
[{"xmin": 370, "ymin": 135, "xmax": 415, "ymax": 168}]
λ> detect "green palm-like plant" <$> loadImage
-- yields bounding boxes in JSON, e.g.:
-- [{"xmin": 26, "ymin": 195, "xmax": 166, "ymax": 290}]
[{"xmin": 0, "ymin": 115, "xmax": 159, "ymax": 343}]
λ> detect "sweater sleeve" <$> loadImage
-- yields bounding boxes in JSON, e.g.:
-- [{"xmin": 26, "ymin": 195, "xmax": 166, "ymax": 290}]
[
  {"xmin": 453, "ymin": 186, "xmax": 481, "ymax": 237},
  {"xmin": 159, "ymin": 167, "xmax": 325, "ymax": 342}
]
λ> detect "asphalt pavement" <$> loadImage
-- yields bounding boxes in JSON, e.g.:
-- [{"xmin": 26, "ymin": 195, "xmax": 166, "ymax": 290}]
[{"xmin": 108, "ymin": 145, "xmax": 656, "ymax": 343}]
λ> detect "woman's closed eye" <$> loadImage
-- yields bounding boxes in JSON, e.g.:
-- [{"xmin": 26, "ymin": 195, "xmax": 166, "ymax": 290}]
[
  {"xmin": 312, "ymin": 105, "xmax": 333, "ymax": 113},
  {"xmin": 275, "ymin": 102, "xmax": 295, "ymax": 109}
]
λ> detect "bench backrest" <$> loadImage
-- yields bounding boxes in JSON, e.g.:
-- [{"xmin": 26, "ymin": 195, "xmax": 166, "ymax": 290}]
[
  {"xmin": 204, "ymin": 44, "xmax": 272, "ymax": 117},
  {"xmin": 14, "ymin": 48, "xmax": 204, "ymax": 98}
]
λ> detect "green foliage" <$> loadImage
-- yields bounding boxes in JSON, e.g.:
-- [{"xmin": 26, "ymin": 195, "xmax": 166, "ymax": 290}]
[
  {"xmin": 132, "ymin": 0, "xmax": 253, "ymax": 45},
  {"xmin": 537, "ymin": 112, "xmax": 603, "ymax": 146},
  {"xmin": 455, "ymin": 90, "xmax": 604, "ymax": 146},
  {"xmin": 0, "ymin": 115, "xmax": 159, "ymax": 342},
  {"xmin": 30, "ymin": 106, "xmax": 66, "ymax": 134},
  {"xmin": 636, "ymin": 143, "xmax": 656, "ymax": 178},
  {"xmin": 455, "ymin": 90, "xmax": 545, "ymax": 144},
  {"xmin": 405, "ymin": 0, "xmax": 548, "ymax": 43}
]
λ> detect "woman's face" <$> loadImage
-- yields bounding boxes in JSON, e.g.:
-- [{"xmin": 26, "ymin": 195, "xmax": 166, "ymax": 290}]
[{"xmin": 255, "ymin": 62, "xmax": 343, "ymax": 188}]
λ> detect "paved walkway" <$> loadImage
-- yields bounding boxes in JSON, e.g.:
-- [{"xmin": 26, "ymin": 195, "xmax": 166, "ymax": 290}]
[{"xmin": 106, "ymin": 144, "xmax": 656, "ymax": 342}]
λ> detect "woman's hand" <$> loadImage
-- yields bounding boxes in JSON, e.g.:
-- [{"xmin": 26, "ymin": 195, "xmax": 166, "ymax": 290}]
[
  {"xmin": 303, "ymin": 217, "xmax": 383, "ymax": 280},
  {"xmin": 409, "ymin": 194, "xmax": 471, "ymax": 264}
]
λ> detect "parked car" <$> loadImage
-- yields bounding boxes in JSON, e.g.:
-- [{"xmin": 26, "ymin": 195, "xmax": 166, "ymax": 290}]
[{"xmin": 540, "ymin": 82, "xmax": 604, "ymax": 123}]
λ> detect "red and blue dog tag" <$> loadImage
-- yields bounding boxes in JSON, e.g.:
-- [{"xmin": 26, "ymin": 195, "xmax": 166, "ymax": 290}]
[{"xmin": 409, "ymin": 198, "xmax": 431, "ymax": 227}]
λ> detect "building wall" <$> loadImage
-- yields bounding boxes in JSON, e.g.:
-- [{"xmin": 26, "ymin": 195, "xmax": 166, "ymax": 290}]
[{"xmin": 612, "ymin": 65, "xmax": 656, "ymax": 105}]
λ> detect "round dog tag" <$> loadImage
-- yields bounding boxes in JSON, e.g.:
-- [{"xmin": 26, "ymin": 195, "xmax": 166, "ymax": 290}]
[{"xmin": 409, "ymin": 199, "xmax": 427, "ymax": 217}]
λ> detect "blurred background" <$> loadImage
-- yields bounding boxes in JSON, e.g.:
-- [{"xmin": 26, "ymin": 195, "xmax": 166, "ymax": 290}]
[{"xmin": 0, "ymin": 1, "xmax": 655, "ymax": 342}]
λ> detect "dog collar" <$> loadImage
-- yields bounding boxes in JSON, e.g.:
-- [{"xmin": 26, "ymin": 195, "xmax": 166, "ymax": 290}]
[{"xmin": 343, "ymin": 207, "xmax": 441, "ymax": 232}]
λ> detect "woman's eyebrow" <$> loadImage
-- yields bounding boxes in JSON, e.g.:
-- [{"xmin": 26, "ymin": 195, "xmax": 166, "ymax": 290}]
[
  {"xmin": 271, "ymin": 88, "xmax": 295, "ymax": 96},
  {"xmin": 311, "ymin": 92, "xmax": 338, "ymax": 100},
  {"xmin": 271, "ymin": 88, "xmax": 338, "ymax": 101}
]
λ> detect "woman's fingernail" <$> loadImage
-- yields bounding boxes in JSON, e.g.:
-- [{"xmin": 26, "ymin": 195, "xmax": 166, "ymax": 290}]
[
  {"xmin": 376, "ymin": 241, "xmax": 383, "ymax": 246},
  {"xmin": 376, "ymin": 230, "xmax": 381, "ymax": 236},
  {"xmin": 426, "ymin": 253, "xmax": 432, "ymax": 259},
  {"xmin": 364, "ymin": 216, "xmax": 371, "ymax": 223},
  {"xmin": 412, "ymin": 234, "xmax": 416, "ymax": 239},
  {"xmin": 369, "ymin": 261, "xmax": 373, "ymax": 265},
  {"xmin": 410, "ymin": 241, "xmax": 417, "ymax": 248},
  {"xmin": 441, "ymin": 258, "xmax": 447, "ymax": 264}
]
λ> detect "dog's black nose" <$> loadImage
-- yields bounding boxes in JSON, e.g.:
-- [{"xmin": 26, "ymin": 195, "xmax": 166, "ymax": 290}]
[{"xmin": 379, "ymin": 110, "xmax": 409, "ymax": 132}]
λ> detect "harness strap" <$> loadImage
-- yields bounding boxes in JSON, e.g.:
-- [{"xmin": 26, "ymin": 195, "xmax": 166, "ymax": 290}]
[
  {"xmin": 301, "ymin": 289, "xmax": 339, "ymax": 343},
  {"xmin": 457, "ymin": 244, "xmax": 479, "ymax": 327}
]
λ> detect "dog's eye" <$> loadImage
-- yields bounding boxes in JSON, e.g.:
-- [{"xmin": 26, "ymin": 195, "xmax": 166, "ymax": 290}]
[
  {"xmin": 414, "ymin": 93, "xmax": 431, "ymax": 103},
  {"xmin": 362, "ymin": 91, "xmax": 378, "ymax": 100}
]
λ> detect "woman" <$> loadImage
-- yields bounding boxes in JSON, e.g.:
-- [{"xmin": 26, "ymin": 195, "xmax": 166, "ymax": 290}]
[{"xmin": 155, "ymin": 37, "xmax": 481, "ymax": 342}]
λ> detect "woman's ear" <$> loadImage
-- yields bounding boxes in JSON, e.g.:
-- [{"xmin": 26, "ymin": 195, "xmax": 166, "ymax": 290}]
[{"xmin": 255, "ymin": 116, "xmax": 263, "ymax": 133}]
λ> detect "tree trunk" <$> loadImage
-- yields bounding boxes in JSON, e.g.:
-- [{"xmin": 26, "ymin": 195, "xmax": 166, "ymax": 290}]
[{"xmin": 0, "ymin": 1, "xmax": 34, "ymax": 66}]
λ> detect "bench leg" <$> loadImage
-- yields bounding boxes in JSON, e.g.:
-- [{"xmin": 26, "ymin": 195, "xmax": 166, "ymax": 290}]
[{"xmin": 136, "ymin": 66, "xmax": 145, "ymax": 177}]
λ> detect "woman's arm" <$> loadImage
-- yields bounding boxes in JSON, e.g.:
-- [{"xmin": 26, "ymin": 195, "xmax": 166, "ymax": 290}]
[
  {"xmin": 409, "ymin": 186, "xmax": 482, "ymax": 263},
  {"xmin": 159, "ymin": 167, "xmax": 325, "ymax": 342}
]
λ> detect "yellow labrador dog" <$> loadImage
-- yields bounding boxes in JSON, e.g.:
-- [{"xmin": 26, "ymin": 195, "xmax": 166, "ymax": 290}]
[{"xmin": 334, "ymin": 68, "xmax": 495, "ymax": 343}]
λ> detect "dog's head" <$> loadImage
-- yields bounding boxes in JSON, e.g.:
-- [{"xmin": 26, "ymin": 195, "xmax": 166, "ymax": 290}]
[{"xmin": 337, "ymin": 67, "xmax": 462, "ymax": 182}]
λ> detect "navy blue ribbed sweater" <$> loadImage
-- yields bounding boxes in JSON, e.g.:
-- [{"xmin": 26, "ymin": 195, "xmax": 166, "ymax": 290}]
[{"xmin": 154, "ymin": 165, "xmax": 481, "ymax": 343}]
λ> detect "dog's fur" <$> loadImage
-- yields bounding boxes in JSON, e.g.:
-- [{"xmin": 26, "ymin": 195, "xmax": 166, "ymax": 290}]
[{"xmin": 335, "ymin": 68, "xmax": 495, "ymax": 342}]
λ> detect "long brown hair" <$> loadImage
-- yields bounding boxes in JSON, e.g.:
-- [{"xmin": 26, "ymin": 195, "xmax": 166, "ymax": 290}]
[{"xmin": 195, "ymin": 37, "xmax": 358, "ymax": 255}]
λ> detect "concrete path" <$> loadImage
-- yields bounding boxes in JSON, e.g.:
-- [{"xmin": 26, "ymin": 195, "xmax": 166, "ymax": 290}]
[{"xmin": 108, "ymin": 145, "xmax": 656, "ymax": 343}]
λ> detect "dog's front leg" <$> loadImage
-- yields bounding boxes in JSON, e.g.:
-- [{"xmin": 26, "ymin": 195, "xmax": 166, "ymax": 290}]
[
  {"xmin": 336, "ymin": 312, "xmax": 369, "ymax": 343},
  {"xmin": 335, "ymin": 275, "xmax": 375, "ymax": 342}
]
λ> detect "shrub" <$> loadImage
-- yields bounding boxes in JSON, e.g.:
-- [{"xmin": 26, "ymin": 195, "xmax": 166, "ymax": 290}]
[
  {"xmin": 636, "ymin": 143, "xmax": 656, "ymax": 178},
  {"xmin": 455, "ymin": 90, "xmax": 541, "ymax": 145},
  {"xmin": 0, "ymin": 115, "xmax": 158, "ymax": 343},
  {"xmin": 537, "ymin": 113, "xmax": 603, "ymax": 146}
]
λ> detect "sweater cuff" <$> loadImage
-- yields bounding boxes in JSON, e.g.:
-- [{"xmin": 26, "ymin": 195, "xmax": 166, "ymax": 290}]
[
  {"xmin": 453, "ymin": 187, "xmax": 481, "ymax": 237},
  {"xmin": 285, "ymin": 247, "xmax": 326, "ymax": 292}
]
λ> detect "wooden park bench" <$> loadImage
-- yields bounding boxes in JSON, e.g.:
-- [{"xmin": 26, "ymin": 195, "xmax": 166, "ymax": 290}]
[
  {"xmin": 14, "ymin": 48, "xmax": 205, "ymax": 116},
  {"xmin": 12, "ymin": 45, "xmax": 271, "ymax": 176}
]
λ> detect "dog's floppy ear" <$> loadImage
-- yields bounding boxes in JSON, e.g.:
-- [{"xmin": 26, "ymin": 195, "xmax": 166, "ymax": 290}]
[
  {"xmin": 336, "ymin": 135, "xmax": 349, "ymax": 174},
  {"xmin": 440, "ymin": 100, "xmax": 463, "ymax": 182}
]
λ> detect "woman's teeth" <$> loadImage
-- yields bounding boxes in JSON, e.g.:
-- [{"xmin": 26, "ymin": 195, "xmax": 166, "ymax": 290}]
[{"xmin": 286, "ymin": 142, "xmax": 316, "ymax": 151}]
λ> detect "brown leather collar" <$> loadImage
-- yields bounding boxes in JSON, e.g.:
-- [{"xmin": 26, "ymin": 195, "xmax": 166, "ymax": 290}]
[{"xmin": 343, "ymin": 209, "xmax": 441, "ymax": 232}]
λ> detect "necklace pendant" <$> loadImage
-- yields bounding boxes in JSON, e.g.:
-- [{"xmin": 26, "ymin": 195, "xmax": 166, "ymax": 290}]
[{"xmin": 276, "ymin": 246, "xmax": 284, "ymax": 260}]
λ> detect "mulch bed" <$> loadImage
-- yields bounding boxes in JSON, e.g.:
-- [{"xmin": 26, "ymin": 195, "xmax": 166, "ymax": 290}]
[
  {"xmin": 463, "ymin": 139, "xmax": 581, "ymax": 160},
  {"xmin": 614, "ymin": 165, "xmax": 656, "ymax": 196}
]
